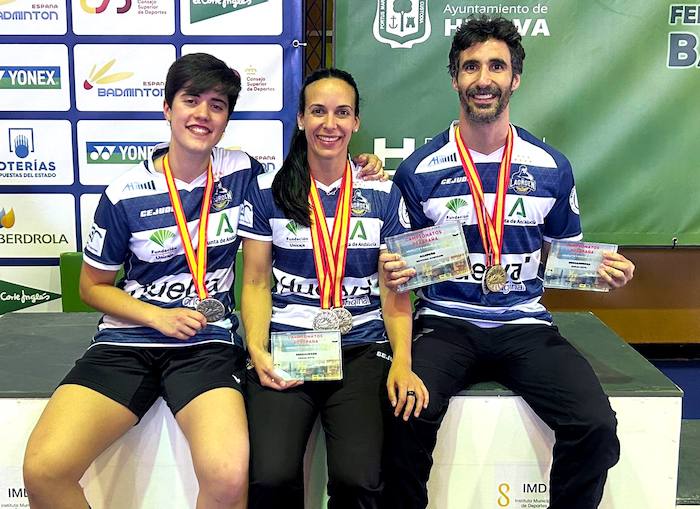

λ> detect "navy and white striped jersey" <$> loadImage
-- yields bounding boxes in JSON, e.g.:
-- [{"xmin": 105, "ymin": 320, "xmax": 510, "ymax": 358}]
[
  {"xmin": 83, "ymin": 143, "xmax": 263, "ymax": 348},
  {"xmin": 237, "ymin": 167, "xmax": 409, "ymax": 346},
  {"xmin": 393, "ymin": 122, "xmax": 582, "ymax": 327}
]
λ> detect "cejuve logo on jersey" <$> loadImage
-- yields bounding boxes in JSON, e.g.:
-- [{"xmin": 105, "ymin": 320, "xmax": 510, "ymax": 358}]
[
  {"xmin": 86, "ymin": 142, "xmax": 157, "ymax": 165},
  {"xmin": 0, "ymin": 67, "xmax": 61, "ymax": 89},
  {"xmin": 440, "ymin": 176, "xmax": 467, "ymax": 185},
  {"xmin": 351, "ymin": 189, "xmax": 370, "ymax": 216},
  {"xmin": 509, "ymin": 165, "xmax": 536, "ymax": 194},
  {"xmin": 373, "ymin": 0, "xmax": 431, "ymax": 49},
  {"xmin": 140, "ymin": 206, "xmax": 173, "ymax": 218},
  {"xmin": 275, "ymin": 275, "xmax": 374, "ymax": 298}
]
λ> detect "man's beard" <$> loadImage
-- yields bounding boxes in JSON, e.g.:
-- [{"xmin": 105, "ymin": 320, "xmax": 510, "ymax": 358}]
[{"xmin": 460, "ymin": 83, "xmax": 512, "ymax": 124}]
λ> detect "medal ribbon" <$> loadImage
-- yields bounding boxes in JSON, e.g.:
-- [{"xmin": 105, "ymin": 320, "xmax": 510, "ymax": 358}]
[
  {"xmin": 454, "ymin": 124, "xmax": 514, "ymax": 266},
  {"xmin": 163, "ymin": 153, "xmax": 215, "ymax": 300},
  {"xmin": 308, "ymin": 161, "xmax": 353, "ymax": 310}
]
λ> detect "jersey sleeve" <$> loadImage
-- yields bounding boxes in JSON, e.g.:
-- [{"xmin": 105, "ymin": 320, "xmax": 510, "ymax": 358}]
[
  {"xmin": 237, "ymin": 174, "xmax": 273, "ymax": 241},
  {"xmin": 83, "ymin": 192, "xmax": 131, "ymax": 271},
  {"xmin": 380, "ymin": 183, "xmax": 410, "ymax": 249},
  {"xmin": 542, "ymin": 155, "xmax": 583, "ymax": 242},
  {"xmin": 392, "ymin": 161, "xmax": 433, "ymax": 230}
]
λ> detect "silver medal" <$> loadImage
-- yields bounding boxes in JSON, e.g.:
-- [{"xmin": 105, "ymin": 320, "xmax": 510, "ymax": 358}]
[
  {"xmin": 313, "ymin": 309, "xmax": 340, "ymax": 331},
  {"xmin": 332, "ymin": 307, "xmax": 353, "ymax": 334},
  {"xmin": 196, "ymin": 297, "xmax": 226, "ymax": 322}
]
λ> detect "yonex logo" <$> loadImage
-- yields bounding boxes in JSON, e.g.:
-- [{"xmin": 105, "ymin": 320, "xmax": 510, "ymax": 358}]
[
  {"xmin": 86, "ymin": 142, "xmax": 156, "ymax": 164},
  {"xmin": 0, "ymin": 67, "xmax": 61, "ymax": 89}
]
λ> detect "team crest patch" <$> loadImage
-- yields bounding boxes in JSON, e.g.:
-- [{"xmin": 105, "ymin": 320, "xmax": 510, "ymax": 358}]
[
  {"xmin": 373, "ymin": 0, "xmax": 431, "ymax": 49},
  {"xmin": 211, "ymin": 181, "xmax": 232, "ymax": 211},
  {"xmin": 509, "ymin": 165, "xmax": 537, "ymax": 194},
  {"xmin": 351, "ymin": 189, "xmax": 371, "ymax": 216}
]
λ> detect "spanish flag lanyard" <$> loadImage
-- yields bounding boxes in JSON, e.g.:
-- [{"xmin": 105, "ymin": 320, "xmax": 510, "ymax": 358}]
[
  {"xmin": 308, "ymin": 160, "xmax": 354, "ymax": 334},
  {"xmin": 163, "ymin": 153, "xmax": 225, "ymax": 322},
  {"xmin": 454, "ymin": 124, "xmax": 514, "ymax": 293}
]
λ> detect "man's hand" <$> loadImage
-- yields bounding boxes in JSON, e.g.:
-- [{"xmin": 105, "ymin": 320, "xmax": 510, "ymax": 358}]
[
  {"xmin": 353, "ymin": 153, "xmax": 388, "ymax": 181},
  {"xmin": 379, "ymin": 252, "xmax": 416, "ymax": 291},
  {"xmin": 598, "ymin": 252, "xmax": 635, "ymax": 289},
  {"xmin": 150, "ymin": 307, "xmax": 207, "ymax": 340},
  {"xmin": 387, "ymin": 361, "xmax": 429, "ymax": 421}
]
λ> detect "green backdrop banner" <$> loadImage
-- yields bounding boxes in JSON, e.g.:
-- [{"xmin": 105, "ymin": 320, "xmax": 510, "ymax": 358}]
[{"xmin": 335, "ymin": 0, "xmax": 700, "ymax": 246}]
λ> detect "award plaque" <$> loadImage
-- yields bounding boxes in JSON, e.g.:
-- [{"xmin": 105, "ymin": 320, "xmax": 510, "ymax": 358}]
[
  {"xmin": 543, "ymin": 240, "xmax": 618, "ymax": 292},
  {"xmin": 385, "ymin": 222, "xmax": 471, "ymax": 293},
  {"xmin": 271, "ymin": 330, "xmax": 343, "ymax": 381}
]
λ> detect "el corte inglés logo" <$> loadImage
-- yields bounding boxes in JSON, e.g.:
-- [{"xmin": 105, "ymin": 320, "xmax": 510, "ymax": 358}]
[
  {"xmin": 190, "ymin": 0, "xmax": 267, "ymax": 24},
  {"xmin": 0, "ymin": 279, "xmax": 61, "ymax": 313}
]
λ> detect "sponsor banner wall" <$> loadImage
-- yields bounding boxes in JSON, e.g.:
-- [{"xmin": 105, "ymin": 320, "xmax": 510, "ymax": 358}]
[
  {"xmin": 0, "ymin": 0, "xmax": 303, "ymax": 314},
  {"xmin": 335, "ymin": 0, "xmax": 700, "ymax": 245}
]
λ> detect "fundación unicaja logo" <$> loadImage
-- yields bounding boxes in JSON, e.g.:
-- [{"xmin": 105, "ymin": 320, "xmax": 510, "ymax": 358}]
[
  {"xmin": 149, "ymin": 229, "xmax": 175, "ymax": 247},
  {"xmin": 83, "ymin": 59, "xmax": 134, "ymax": 90},
  {"xmin": 373, "ymin": 0, "xmax": 431, "ymax": 49},
  {"xmin": 190, "ymin": 0, "xmax": 268, "ymax": 24},
  {"xmin": 80, "ymin": 0, "xmax": 132, "ymax": 14}
]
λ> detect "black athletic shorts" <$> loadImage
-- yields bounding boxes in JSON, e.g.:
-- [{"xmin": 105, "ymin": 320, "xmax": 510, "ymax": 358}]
[{"xmin": 60, "ymin": 342, "xmax": 246, "ymax": 420}]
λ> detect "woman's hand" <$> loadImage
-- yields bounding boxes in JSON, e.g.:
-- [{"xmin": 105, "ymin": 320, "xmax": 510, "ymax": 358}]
[
  {"xmin": 353, "ymin": 153, "xmax": 388, "ymax": 181},
  {"xmin": 248, "ymin": 346, "xmax": 303, "ymax": 391},
  {"xmin": 387, "ymin": 360, "xmax": 429, "ymax": 421},
  {"xmin": 149, "ymin": 307, "xmax": 207, "ymax": 340}
]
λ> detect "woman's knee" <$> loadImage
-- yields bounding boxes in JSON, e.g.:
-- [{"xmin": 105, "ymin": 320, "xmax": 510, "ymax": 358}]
[
  {"xmin": 196, "ymin": 457, "xmax": 248, "ymax": 503},
  {"xmin": 23, "ymin": 443, "xmax": 83, "ymax": 496}
]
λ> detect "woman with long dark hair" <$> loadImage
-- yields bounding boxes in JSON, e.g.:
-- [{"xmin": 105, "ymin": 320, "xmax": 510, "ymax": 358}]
[{"xmin": 238, "ymin": 68, "xmax": 429, "ymax": 508}]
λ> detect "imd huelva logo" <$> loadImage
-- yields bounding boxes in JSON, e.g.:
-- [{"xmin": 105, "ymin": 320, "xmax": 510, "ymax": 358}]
[{"xmin": 373, "ymin": 0, "xmax": 431, "ymax": 49}]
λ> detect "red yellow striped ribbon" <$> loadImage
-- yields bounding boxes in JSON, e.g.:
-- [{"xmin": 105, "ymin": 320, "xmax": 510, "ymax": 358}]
[
  {"xmin": 308, "ymin": 161, "xmax": 353, "ymax": 309},
  {"xmin": 163, "ymin": 153, "xmax": 215, "ymax": 300},
  {"xmin": 454, "ymin": 124, "xmax": 514, "ymax": 266}
]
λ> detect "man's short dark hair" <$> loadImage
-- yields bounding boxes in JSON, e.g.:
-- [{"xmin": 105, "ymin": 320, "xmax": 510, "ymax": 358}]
[
  {"xmin": 448, "ymin": 17, "xmax": 526, "ymax": 78},
  {"xmin": 164, "ymin": 53, "xmax": 241, "ymax": 117}
]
